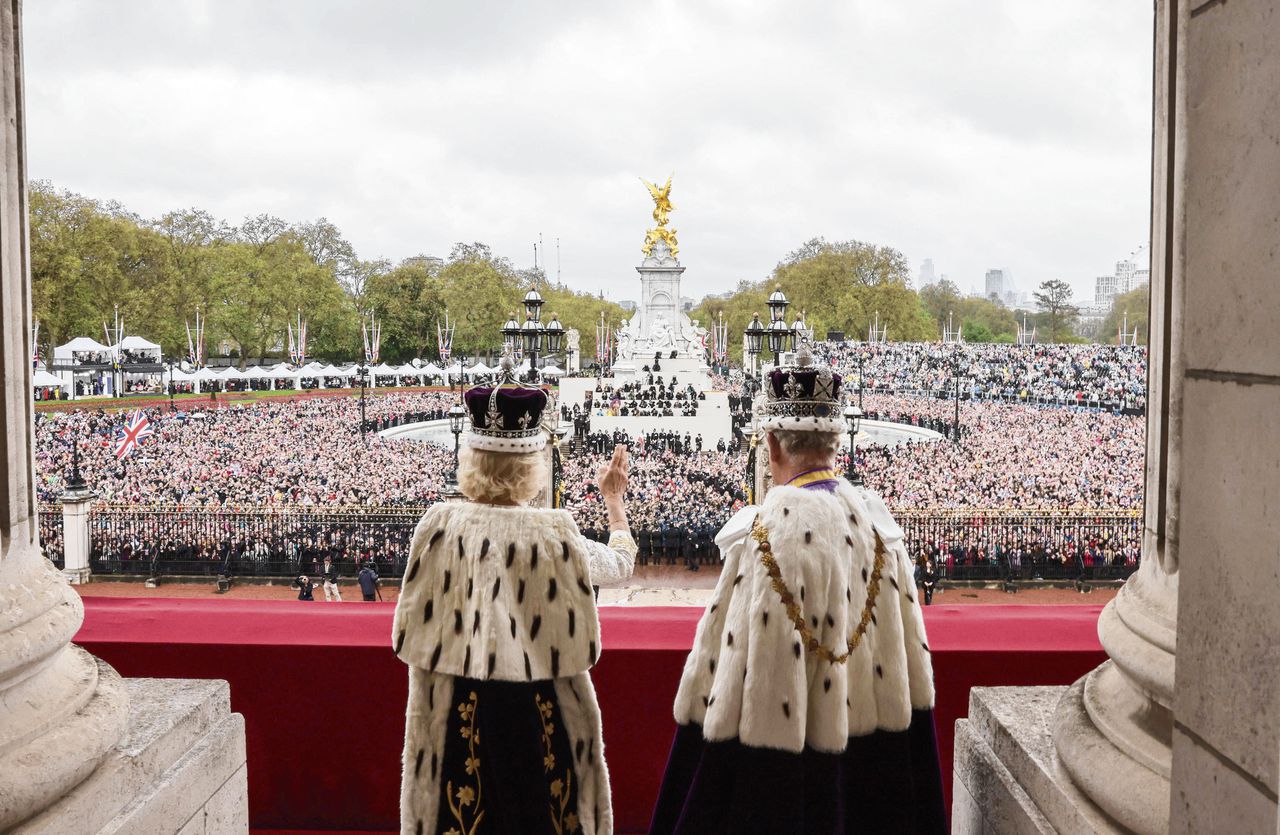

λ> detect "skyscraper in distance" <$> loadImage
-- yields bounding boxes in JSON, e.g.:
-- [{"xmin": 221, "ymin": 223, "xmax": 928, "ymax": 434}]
[{"xmin": 918, "ymin": 258, "xmax": 936, "ymax": 288}]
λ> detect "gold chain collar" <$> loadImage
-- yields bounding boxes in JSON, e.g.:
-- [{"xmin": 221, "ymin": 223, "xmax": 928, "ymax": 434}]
[{"xmin": 750, "ymin": 518, "xmax": 886, "ymax": 665}]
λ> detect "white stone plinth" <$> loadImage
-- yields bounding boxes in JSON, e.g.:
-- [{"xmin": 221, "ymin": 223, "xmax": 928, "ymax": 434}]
[
  {"xmin": 13, "ymin": 675, "xmax": 248, "ymax": 834},
  {"xmin": 953, "ymin": 686, "xmax": 1129, "ymax": 834},
  {"xmin": 60, "ymin": 488, "xmax": 94, "ymax": 584}
]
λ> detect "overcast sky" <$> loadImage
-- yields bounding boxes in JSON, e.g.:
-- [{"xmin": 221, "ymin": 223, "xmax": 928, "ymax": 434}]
[{"xmin": 25, "ymin": 1, "xmax": 1153, "ymax": 303}]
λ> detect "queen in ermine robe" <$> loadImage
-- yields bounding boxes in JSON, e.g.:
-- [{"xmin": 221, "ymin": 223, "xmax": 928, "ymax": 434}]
[{"xmin": 393, "ymin": 378, "xmax": 636, "ymax": 835}]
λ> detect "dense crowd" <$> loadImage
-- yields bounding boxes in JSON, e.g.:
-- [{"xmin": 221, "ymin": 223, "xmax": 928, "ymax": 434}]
[
  {"xmin": 848, "ymin": 396, "xmax": 1145, "ymax": 509},
  {"xmin": 34, "ymin": 391, "xmax": 461, "ymax": 507},
  {"xmin": 561, "ymin": 448, "xmax": 747, "ymax": 567},
  {"xmin": 816, "ymin": 342, "xmax": 1147, "ymax": 412},
  {"xmin": 32, "ymin": 376, "xmax": 1146, "ymax": 576}
]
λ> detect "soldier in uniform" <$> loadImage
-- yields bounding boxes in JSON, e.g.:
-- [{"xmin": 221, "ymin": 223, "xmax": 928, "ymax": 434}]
[
  {"xmin": 650, "ymin": 344, "xmax": 946, "ymax": 834},
  {"xmin": 392, "ymin": 360, "xmax": 637, "ymax": 835}
]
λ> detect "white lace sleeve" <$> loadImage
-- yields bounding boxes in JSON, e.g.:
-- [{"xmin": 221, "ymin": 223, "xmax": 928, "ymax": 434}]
[{"xmin": 582, "ymin": 531, "xmax": 637, "ymax": 586}]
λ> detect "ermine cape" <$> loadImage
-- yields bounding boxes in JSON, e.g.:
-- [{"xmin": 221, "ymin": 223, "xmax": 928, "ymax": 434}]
[
  {"xmin": 650, "ymin": 480, "xmax": 947, "ymax": 834},
  {"xmin": 393, "ymin": 501, "xmax": 633, "ymax": 835}
]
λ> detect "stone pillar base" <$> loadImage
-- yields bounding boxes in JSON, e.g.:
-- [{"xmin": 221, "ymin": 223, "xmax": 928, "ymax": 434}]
[
  {"xmin": 952, "ymin": 686, "xmax": 1131, "ymax": 834},
  {"xmin": 61, "ymin": 567, "xmax": 91, "ymax": 585},
  {"xmin": 13, "ymin": 673, "xmax": 248, "ymax": 834}
]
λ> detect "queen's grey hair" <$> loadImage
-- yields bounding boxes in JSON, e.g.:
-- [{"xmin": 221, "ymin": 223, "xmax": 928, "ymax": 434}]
[{"xmin": 458, "ymin": 446, "xmax": 548, "ymax": 505}]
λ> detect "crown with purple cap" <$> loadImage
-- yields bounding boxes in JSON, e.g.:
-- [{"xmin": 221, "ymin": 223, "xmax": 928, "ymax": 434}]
[
  {"xmin": 462, "ymin": 352, "xmax": 550, "ymax": 454},
  {"xmin": 758, "ymin": 341, "xmax": 844, "ymax": 434}
]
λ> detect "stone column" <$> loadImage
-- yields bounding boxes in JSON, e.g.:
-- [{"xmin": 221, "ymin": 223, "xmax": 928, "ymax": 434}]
[
  {"xmin": 1057, "ymin": 1, "xmax": 1280, "ymax": 830},
  {"xmin": 1164, "ymin": 0, "xmax": 1280, "ymax": 828},
  {"xmin": 59, "ymin": 485, "xmax": 94, "ymax": 585},
  {"xmin": 0, "ymin": 0, "xmax": 130, "ymax": 827},
  {"xmin": 1048, "ymin": 1, "xmax": 1186, "ymax": 829},
  {"xmin": 952, "ymin": 1, "xmax": 1280, "ymax": 831}
]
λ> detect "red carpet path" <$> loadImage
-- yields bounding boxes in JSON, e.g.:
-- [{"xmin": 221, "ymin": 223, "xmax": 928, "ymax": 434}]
[{"xmin": 76, "ymin": 599, "xmax": 1105, "ymax": 833}]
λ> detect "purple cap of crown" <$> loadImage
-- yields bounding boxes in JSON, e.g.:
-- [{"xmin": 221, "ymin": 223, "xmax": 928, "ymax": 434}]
[
  {"xmin": 758, "ymin": 344, "xmax": 845, "ymax": 433},
  {"xmin": 462, "ymin": 385, "xmax": 548, "ymax": 453}
]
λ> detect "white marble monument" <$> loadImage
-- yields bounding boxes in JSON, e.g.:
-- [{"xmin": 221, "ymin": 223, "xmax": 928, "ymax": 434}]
[
  {"xmin": 558, "ymin": 178, "xmax": 729, "ymax": 442},
  {"xmin": 612, "ymin": 177, "xmax": 708, "ymax": 372},
  {"xmin": 614, "ymin": 239, "xmax": 708, "ymax": 368}
]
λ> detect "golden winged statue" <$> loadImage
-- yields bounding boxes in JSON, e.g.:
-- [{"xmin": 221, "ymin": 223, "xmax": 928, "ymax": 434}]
[
  {"xmin": 640, "ymin": 174, "xmax": 679, "ymax": 258},
  {"xmin": 642, "ymin": 175, "xmax": 675, "ymax": 226}
]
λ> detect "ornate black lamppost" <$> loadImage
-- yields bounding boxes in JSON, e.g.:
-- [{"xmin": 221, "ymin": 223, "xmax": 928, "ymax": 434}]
[
  {"xmin": 843, "ymin": 404, "xmax": 863, "ymax": 485},
  {"xmin": 503, "ymin": 286, "xmax": 565, "ymax": 384},
  {"xmin": 743, "ymin": 311, "xmax": 766, "ymax": 382},
  {"xmin": 766, "ymin": 287, "xmax": 794, "ymax": 367},
  {"xmin": 165, "ymin": 356, "xmax": 176, "ymax": 412},
  {"xmin": 357, "ymin": 363, "xmax": 369, "ymax": 442},
  {"xmin": 447, "ymin": 401, "xmax": 466, "ymax": 487},
  {"xmin": 544, "ymin": 314, "xmax": 564, "ymax": 371},
  {"xmin": 501, "ymin": 311, "xmax": 522, "ymax": 360},
  {"xmin": 519, "ymin": 286, "xmax": 545, "ymax": 382}
]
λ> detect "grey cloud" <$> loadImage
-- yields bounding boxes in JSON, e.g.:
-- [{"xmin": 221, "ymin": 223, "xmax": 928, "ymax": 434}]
[{"xmin": 24, "ymin": 0, "xmax": 1153, "ymax": 301}]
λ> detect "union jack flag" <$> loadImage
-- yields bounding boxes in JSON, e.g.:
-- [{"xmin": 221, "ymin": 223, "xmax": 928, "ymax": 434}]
[{"xmin": 114, "ymin": 411, "xmax": 154, "ymax": 460}]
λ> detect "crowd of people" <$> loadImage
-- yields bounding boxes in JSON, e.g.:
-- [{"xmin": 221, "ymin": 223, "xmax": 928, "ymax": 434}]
[
  {"xmin": 815, "ymin": 341, "xmax": 1147, "ymax": 412},
  {"xmin": 561, "ymin": 448, "xmax": 747, "ymax": 568},
  {"xmin": 846, "ymin": 395, "xmax": 1145, "ymax": 509},
  {"xmin": 580, "ymin": 375, "xmax": 705, "ymax": 418},
  {"xmin": 32, "ymin": 371, "xmax": 1147, "ymax": 577},
  {"xmin": 33, "ymin": 391, "xmax": 461, "ymax": 508}
]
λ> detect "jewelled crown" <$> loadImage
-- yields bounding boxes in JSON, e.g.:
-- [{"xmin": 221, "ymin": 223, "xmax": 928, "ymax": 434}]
[
  {"xmin": 759, "ymin": 342, "xmax": 845, "ymax": 434},
  {"xmin": 462, "ymin": 354, "xmax": 550, "ymax": 454}
]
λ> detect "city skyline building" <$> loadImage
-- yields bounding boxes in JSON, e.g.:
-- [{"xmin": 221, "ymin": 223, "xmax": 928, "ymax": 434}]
[
  {"xmin": 1094, "ymin": 248, "xmax": 1151, "ymax": 307},
  {"xmin": 984, "ymin": 268, "xmax": 1006, "ymax": 299},
  {"xmin": 918, "ymin": 258, "xmax": 937, "ymax": 288}
]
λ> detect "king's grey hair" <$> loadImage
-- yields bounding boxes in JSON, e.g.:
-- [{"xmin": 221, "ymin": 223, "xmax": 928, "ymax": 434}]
[{"xmin": 768, "ymin": 428, "xmax": 842, "ymax": 459}]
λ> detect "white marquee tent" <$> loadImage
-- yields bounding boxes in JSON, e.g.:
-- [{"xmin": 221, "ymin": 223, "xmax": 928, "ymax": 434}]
[
  {"xmin": 32, "ymin": 369, "xmax": 68, "ymax": 389},
  {"xmin": 53, "ymin": 337, "xmax": 112, "ymax": 359},
  {"xmin": 111, "ymin": 336, "xmax": 162, "ymax": 358}
]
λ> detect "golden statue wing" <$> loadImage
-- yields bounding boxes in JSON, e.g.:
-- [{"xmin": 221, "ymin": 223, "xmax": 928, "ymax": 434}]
[{"xmin": 641, "ymin": 177, "xmax": 662, "ymax": 200}]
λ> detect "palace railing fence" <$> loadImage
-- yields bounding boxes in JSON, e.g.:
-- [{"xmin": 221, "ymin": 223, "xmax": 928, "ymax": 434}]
[
  {"xmin": 38, "ymin": 505, "xmax": 64, "ymax": 569},
  {"xmin": 76, "ymin": 504, "xmax": 1141, "ymax": 583}
]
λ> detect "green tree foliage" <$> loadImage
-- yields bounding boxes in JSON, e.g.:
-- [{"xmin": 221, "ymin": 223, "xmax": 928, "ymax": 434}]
[
  {"xmin": 961, "ymin": 322, "xmax": 994, "ymax": 343},
  {"xmin": 437, "ymin": 243, "xmax": 525, "ymax": 356},
  {"xmin": 30, "ymin": 183, "xmax": 363, "ymax": 365},
  {"xmin": 1099, "ymin": 283, "xmax": 1149, "ymax": 345},
  {"xmin": 917, "ymin": 279, "xmax": 963, "ymax": 329},
  {"xmin": 31, "ymin": 183, "xmax": 180, "ymax": 353},
  {"xmin": 1033, "ymin": 279, "xmax": 1080, "ymax": 343},
  {"xmin": 362, "ymin": 257, "xmax": 445, "ymax": 361},
  {"xmin": 918, "ymin": 279, "xmax": 1020, "ymax": 342},
  {"xmin": 690, "ymin": 237, "xmax": 933, "ymax": 360}
]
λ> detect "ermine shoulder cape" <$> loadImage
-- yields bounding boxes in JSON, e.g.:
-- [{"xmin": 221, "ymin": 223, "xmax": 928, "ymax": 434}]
[
  {"xmin": 393, "ymin": 502, "xmax": 600, "ymax": 681},
  {"xmin": 672, "ymin": 480, "xmax": 935, "ymax": 753}
]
